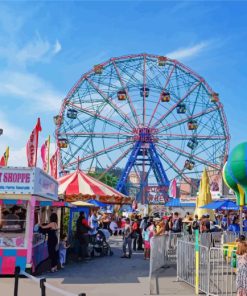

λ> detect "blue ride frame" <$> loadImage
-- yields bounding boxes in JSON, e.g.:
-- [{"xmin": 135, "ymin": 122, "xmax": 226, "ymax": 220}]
[{"xmin": 116, "ymin": 128, "xmax": 170, "ymax": 198}]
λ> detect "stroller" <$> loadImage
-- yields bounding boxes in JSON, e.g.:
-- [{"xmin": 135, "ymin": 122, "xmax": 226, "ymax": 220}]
[{"xmin": 90, "ymin": 229, "xmax": 113, "ymax": 257}]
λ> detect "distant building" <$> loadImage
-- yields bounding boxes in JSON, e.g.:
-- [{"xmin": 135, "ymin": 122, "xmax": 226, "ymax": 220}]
[{"xmin": 128, "ymin": 171, "xmax": 140, "ymax": 184}]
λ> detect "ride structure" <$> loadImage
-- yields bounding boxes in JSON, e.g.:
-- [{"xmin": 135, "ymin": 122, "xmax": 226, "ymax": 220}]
[{"xmin": 55, "ymin": 53, "xmax": 230, "ymax": 203}]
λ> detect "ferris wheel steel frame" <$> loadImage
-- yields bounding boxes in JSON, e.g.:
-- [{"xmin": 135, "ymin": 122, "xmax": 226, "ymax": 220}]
[{"xmin": 55, "ymin": 53, "xmax": 230, "ymax": 203}]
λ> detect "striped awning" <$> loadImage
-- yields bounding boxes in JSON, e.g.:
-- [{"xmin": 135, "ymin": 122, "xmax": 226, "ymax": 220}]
[{"xmin": 58, "ymin": 169, "xmax": 131, "ymax": 204}]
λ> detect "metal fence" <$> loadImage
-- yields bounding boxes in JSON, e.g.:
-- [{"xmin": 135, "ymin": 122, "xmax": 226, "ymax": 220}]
[
  {"xmin": 177, "ymin": 240, "xmax": 209, "ymax": 294},
  {"xmin": 150, "ymin": 232, "xmax": 239, "ymax": 295},
  {"xmin": 177, "ymin": 240, "xmax": 237, "ymax": 296},
  {"xmin": 149, "ymin": 233, "xmax": 184, "ymax": 294},
  {"xmin": 207, "ymin": 248, "xmax": 236, "ymax": 296}
]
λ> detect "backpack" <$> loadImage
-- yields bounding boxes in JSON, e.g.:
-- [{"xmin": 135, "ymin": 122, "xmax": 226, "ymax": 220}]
[
  {"xmin": 192, "ymin": 220, "xmax": 199, "ymax": 230},
  {"xmin": 172, "ymin": 218, "xmax": 182, "ymax": 232}
]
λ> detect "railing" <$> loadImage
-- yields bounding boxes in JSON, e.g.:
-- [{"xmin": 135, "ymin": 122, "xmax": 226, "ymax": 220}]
[
  {"xmin": 207, "ymin": 248, "xmax": 236, "ymax": 296},
  {"xmin": 177, "ymin": 240, "xmax": 209, "ymax": 294},
  {"xmin": 149, "ymin": 232, "xmax": 239, "ymax": 295},
  {"xmin": 149, "ymin": 233, "xmax": 184, "ymax": 294},
  {"xmin": 14, "ymin": 266, "xmax": 86, "ymax": 296},
  {"xmin": 177, "ymin": 240, "xmax": 237, "ymax": 296}
]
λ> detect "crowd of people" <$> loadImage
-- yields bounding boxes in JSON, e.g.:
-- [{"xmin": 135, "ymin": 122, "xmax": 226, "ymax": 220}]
[{"xmin": 35, "ymin": 208, "xmax": 247, "ymax": 276}]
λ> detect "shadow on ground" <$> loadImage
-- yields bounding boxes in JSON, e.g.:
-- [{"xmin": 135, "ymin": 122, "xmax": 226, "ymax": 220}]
[{"xmin": 43, "ymin": 236, "xmax": 149, "ymax": 285}]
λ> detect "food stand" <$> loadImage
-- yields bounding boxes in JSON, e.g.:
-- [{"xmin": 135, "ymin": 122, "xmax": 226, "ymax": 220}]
[{"xmin": 0, "ymin": 166, "xmax": 72, "ymax": 275}]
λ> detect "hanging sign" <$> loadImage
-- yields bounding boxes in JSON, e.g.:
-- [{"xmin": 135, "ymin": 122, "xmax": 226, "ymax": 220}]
[{"xmin": 0, "ymin": 167, "xmax": 58, "ymax": 200}]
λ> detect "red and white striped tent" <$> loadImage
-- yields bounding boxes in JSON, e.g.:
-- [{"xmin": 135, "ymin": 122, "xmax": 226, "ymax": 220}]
[{"xmin": 58, "ymin": 169, "xmax": 132, "ymax": 205}]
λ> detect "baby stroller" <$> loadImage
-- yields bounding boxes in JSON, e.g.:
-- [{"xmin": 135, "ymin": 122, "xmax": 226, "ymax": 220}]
[{"xmin": 90, "ymin": 229, "xmax": 113, "ymax": 257}]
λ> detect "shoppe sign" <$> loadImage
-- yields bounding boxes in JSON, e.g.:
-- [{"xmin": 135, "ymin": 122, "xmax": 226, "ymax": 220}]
[{"xmin": 0, "ymin": 167, "xmax": 58, "ymax": 200}]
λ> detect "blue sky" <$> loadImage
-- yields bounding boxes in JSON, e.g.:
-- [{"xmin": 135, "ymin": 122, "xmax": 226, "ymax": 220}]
[{"xmin": 0, "ymin": 1, "xmax": 247, "ymax": 167}]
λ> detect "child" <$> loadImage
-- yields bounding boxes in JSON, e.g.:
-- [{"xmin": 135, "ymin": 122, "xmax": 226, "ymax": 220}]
[
  {"xmin": 59, "ymin": 234, "xmax": 70, "ymax": 268},
  {"xmin": 236, "ymin": 241, "xmax": 247, "ymax": 296},
  {"xmin": 142, "ymin": 222, "xmax": 152, "ymax": 260}
]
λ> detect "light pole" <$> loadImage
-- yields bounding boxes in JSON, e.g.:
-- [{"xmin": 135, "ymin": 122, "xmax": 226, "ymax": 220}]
[{"xmin": 0, "ymin": 128, "xmax": 3, "ymax": 136}]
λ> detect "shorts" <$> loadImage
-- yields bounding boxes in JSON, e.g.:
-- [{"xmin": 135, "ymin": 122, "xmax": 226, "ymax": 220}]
[{"xmin": 144, "ymin": 241, "xmax": 150, "ymax": 249}]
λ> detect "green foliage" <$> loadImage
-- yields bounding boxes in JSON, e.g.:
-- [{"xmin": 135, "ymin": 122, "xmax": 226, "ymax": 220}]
[
  {"xmin": 88, "ymin": 172, "xmax": 118, "ymax": 188},
  {"xmin": 63, "ymin": 209, "xmax": 69, "ymax": 234}
]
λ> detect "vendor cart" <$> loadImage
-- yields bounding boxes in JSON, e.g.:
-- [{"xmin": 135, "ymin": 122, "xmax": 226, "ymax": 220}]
[{"xmin": 0, "ymin": 166, "xmax": 73, "ymax": 275}]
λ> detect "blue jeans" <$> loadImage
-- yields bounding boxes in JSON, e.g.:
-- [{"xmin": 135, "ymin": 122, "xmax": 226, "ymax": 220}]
[{"xmin": 123, "ymin": 237, "xmax": 132, "ymax": 257}]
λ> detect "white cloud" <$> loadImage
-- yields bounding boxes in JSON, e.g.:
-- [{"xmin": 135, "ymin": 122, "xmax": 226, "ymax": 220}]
[
  {"xmin": 53, "ymin": 40, "xmax": 62, "ymax": 54},
  {"xmin": 10, "ymin": 36, "xmax": 62, "ymax": 67},
  {"xmin": 0, "ymin": 71, "xmax": 63, "ymax": 112},
  {"xmin": 166, "ymin": 42, "xmax": 209, "ymax": 60},
  {"xmin": 0, "ymin": 111, "xmax": 27, "ymax": 142},
  {"xmin": 8, "ymin": 146, "xmax": 27, "ymax": 167}
]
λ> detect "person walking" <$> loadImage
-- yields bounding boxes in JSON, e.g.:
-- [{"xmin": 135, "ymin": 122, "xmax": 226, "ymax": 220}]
[
  {"xmin": 192, "ymin": 214, "xmax": 200, "ymax": 233},
  {"xmin": 132, "ymin": 218, "xmax": 139, "ymax": 251},
  {"xmin": 39, "ymin": 213, "xmax": 58, "ymax": 272},
  {"xmin": 76, "ymin": 211, "xmax": 92, "ymax": 260},
  {"xmin": 143, "ymin": 221, "xmax": 152, "ymax": 259},
  {"xmin": 121, "ymin": 218, "xmax": 132, "ymax": 258},
  {"xmin": 236, "ymin": 241, "xmax": 247, "ymax": 296},
  {"xmin": 172, "ymin": 212, "xmax": 182, "ymax": 233}
]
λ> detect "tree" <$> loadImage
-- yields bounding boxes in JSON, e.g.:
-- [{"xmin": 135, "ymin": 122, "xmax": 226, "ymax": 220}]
[{"xmin": 88, "ymin": 172, "xmax": 118, "ymax": 188}]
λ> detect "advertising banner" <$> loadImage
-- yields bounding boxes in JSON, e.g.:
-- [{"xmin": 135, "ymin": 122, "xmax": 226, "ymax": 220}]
[{"xmin": 145, "ymin": 186, "xmax": 169, "ymax": 204}]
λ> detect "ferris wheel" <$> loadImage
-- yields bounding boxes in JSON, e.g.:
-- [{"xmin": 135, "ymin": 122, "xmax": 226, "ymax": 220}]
[{"xmin": 55, "ymin": 53, "xmax": 230, "ymax": 202}]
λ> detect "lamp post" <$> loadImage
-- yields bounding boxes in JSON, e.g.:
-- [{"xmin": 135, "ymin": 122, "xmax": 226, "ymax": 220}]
[{"xmin": 0, "ymin": 128, "xmax": 3, "ymax": 135}]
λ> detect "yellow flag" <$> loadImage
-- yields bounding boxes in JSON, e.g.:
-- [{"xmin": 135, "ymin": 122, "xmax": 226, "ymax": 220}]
[{"xmin": 4, "ymin": 147, "xmax": 9, "ymax": 165}]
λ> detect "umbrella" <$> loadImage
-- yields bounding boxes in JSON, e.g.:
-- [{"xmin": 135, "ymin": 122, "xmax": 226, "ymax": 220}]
[
  {"xmin": 71, "ymin": 201, "xmax": 94, "ymax": 207},
  {"xmin": 87, "ymin": 199, "xmax": 108, "ymax": 207},
  {"xmin": 194, "ymin": 168, "xmax": 214, "ymax": 220},
  {"xmin": 200, "ymin": 200, "xmax": 240, "ymax": 211},
  {"xmin": 58, "ymin": 169, "xmax": 132, "ymax": 204}
]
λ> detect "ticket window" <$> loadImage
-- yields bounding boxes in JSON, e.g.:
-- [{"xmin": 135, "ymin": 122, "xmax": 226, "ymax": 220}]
[{"xmin": 0, "ymin": 205, "xmax": 27, "ymax": 248}]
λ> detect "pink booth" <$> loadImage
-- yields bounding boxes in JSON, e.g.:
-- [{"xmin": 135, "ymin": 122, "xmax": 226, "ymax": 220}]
[{"xmin": 0, "ymin": 166, "xmax": 70, "ymax": 274}]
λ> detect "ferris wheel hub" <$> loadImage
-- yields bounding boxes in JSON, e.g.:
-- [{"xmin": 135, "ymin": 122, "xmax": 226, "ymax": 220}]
[{"xmin": 133, "ymin": 127, "xmax": 158, "ymax": 143}]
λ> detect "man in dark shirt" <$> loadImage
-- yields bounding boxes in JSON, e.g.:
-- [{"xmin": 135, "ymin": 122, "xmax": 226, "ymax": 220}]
[{"xmin": 76, "ymin": 211, "xmax": 91, "ymax": 260}]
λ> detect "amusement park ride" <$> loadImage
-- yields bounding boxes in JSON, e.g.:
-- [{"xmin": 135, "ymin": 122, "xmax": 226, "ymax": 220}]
[{"xmin": 54, "ymin": 53, "xmax": 230, "ymax": 203}]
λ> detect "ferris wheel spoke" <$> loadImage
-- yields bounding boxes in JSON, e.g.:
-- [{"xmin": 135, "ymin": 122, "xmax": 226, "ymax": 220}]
[
  {"xmin": 98, "ymin": 144, "xmax": 133, "ymax": 180},
  {"xmin": 158, "ymin": 139, "xmax": 219, "ymax": 170},
  {"xmin": 112, "ymin": 60, "xmax": 141, "ymax": 126},
  {"xmin": 66, "ymin": 101, "xmax": 132, "ymax": 133},
  {"xmin": 151, "ymin": 80, "xmax": 202, "ymax": 129},
  {"xmin": 86, "ymin": 77, "xmax": 136, "ymax": 129},
  {"xmin": 63, "ymin": 137, "xmax": 91, "ymax": 166},
  {"xmin": 148, "ymin": 63, "xmax": 176, "ymax": 127},
  {"xmin": 64, "ymin": 139, "xmax": 132, "ymax": 168},
  {"xmin": 158, "ymin": 133, "xmax": 227, "ymax": 141},
  {"xmin": 58, "ymin": 131, "xmax": 132, "ymax": 140},
  {"xmin": 156, "ymin": 145, "xmax": 191, "ymax": 185},
  {"xmin": 158, "ymin": 105, "xmax": 221, "ymax": 133},
  {"xmin": 143, "ymin": 54, "xmax": 147, "ymax": 126}
]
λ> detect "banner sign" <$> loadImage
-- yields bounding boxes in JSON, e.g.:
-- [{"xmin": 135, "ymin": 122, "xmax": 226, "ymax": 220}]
[
  {"xmin": 145, "ymin": 186, "xmax": 169, "ymax": 204},
  {"xmin": 0, "ymin": 167, "xmax": 58, "ymax": 200}
]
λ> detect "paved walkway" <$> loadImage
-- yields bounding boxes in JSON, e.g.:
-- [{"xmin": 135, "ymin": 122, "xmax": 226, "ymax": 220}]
[{"xmin": 1, "ymin": 237, "xmax": 194, "ymax": 296}]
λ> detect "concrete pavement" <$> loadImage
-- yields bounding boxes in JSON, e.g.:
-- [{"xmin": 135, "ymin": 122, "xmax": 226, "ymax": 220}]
[{"xmin": 0, "ymin": 237, "xmax": 194, "ymax": 296}]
